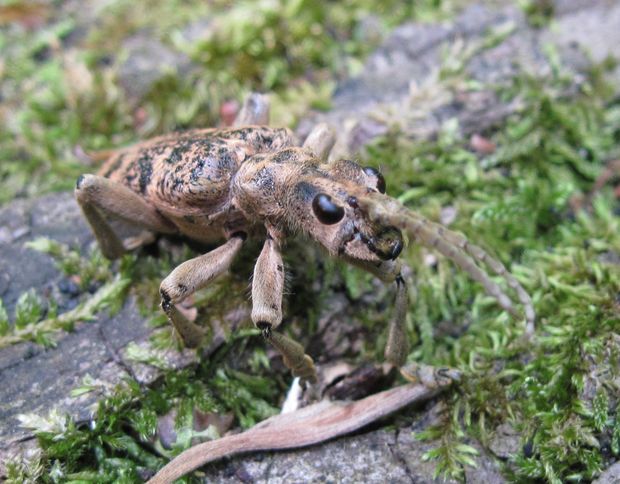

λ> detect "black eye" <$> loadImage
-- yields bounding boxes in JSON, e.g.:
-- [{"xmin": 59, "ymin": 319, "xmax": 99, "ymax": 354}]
[
  {"xmin": 363, "ymin": 166, "xmax": 386, "ymax": 194},
  {"xmin": 312, "ymin": 193, "xmax": 345, "ymax": 225}
]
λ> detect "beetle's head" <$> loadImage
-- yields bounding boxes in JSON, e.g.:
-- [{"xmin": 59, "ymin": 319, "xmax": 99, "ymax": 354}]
[{"xmin": 289, "ymin": 159, "xmax": 404, "ymax": 264}]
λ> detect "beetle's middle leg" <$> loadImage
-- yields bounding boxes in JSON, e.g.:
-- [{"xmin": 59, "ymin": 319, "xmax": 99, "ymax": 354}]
[
  {"xmin": 302, "ymin": 123, "xmax": 336, "ymax": 162},
  {"xmin": 252, "ymin": 235, "xmax": 317, "ymax": 383},
  {"xmin": 160, "ymin": 235, "xmax": 245, "ymax": 348}
]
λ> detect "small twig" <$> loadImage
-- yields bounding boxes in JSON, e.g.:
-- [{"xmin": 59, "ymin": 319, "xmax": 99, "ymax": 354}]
[{"xmin": 148, "ymin": 382, "xmax": 448, "ymax": 484}]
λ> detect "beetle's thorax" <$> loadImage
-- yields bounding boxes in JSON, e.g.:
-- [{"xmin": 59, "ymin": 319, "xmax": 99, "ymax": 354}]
[
  {"xmin": 232, "ymin": 147, "xmax": 320, "ymax": 228},
  {"xmin": 232, "ymin": 148, "xmax": 404, "ymax": 264}
]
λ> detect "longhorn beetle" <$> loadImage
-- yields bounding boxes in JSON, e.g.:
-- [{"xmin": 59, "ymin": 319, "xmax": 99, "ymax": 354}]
[{"xmin": 76, "ymin": 93, "xmax": 535, "ymax": 386}]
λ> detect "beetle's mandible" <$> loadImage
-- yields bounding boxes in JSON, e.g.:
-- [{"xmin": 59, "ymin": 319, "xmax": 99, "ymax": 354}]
[{"xmin": 75, "ymin": 93, "xmax": 535, "ymax": 386}]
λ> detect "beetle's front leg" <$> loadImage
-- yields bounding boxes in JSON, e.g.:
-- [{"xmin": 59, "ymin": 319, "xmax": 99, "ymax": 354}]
[
  {"xmin": 252, "ymin": 236, "xmax": 317, "ymax": 384},
  {"xmin": 349, "ymin": 258, "xmax": 462, "ymax": 389},
  {"xmin": 387, "ymin": 272, "xmax": 461, "ymax": 388},
  {"xmin": 160, "ymin": 235, "xmax": 245, "ymax": 347},
  {"xmin": 386, "ymin": 273, "xmax": 461, "ymax": 388}
]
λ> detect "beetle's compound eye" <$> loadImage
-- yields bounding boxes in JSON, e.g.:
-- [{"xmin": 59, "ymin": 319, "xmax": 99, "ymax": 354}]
[
  {"xmin": 363, "ymin": 166, "xmax": 386, "ymax": 194},
  {"xmin": 312, "ymin": 193, "xmax": 345, "ymax": 225}
]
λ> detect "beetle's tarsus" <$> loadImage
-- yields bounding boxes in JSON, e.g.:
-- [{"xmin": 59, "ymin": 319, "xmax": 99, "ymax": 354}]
[
  {"xmin": 268, "ymin": 330, "xmax": 318, "ymax": 384},
  {"xmin": 400, "ymin": 362, "xmax": 462, "ymax": 389},
  {"xmin": 161, "ymin": 297, "xmax": 205, "ymax": 348}
]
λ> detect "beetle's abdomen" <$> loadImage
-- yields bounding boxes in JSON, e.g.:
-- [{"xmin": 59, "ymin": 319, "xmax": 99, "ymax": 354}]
[{"xmin": 100, "ymin": 131, "xmax": 246, "ymax": 216}]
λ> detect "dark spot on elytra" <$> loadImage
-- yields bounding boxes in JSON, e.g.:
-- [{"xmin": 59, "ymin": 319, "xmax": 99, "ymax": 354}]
[
  {"xmin": 166, "ymin": 147, "xmax": 183, "ymax": 164},
  {"xmin": 75, "ymin": 174, "xmax": 85, "ymax": 189},
  {"xmin": 277, "ymin": 264, "xmax": 283, "ymax": 272},
  {"xmin": 270, "ymin": 304, "xmax": 278, "ymax": 310},
  {"xmin": 151, "ymin": 145, "xmax": 166, "ymax": 156},
  {"xmin": 271, "ymin": 148, "xmax": 297, "ymax": 164},
  {"xmin": 217, "ymin": 150, "xmax": 234, "ymax": 172},
  {"xmin": 138, "ymin": 156, "xmax": 153, "ymax": 194},
  {"xmin": 190, "ymin": 158, "xmax": 206, "ymax": 183},
  {"xmin": 257, "ymin": 133, "xmax": 269, "ymax": 148},
  {"xmin": 172, "ymin": 177, "xmax": 184, "ymax": 191},
  {"xmin": 167, "ymin": 141, "xmax": 193, "ymax": 165}
]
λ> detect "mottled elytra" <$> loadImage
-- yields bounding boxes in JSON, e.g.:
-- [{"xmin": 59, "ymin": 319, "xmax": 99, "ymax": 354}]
[
  {"xmin": 312, "ymin": 193, "xmax": 345, "ymax": 224},
  {"xmin": 75, "ymin": 93, "xmax": 535, "ymax": 390}
]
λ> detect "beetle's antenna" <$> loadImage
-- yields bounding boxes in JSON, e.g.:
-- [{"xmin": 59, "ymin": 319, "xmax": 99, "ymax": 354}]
[{"xmin": 359, "ymin": 194, "xmax": 535, "ymax": 333}]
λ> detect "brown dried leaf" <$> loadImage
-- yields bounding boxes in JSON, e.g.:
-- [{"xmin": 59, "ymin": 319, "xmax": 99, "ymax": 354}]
[{"xmin": 147, "ymin": 382, "xmax": 448, "ymax": 483}]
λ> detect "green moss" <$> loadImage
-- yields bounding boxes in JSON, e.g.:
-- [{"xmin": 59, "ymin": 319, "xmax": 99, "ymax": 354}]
[
  {"xmin": 0, "ymin": 0, "xmax": 463, "ymax": 205},
  {"xmin": 3, "ymin": 1, "xmax": 620, "ymax": 482},
  {"xmin": 9, "ymin": 334, "xmax": 282, "ymax": 483},
  {"xmin": 367, "ymin": 66, "xmax": 619, "ymax": 481}
]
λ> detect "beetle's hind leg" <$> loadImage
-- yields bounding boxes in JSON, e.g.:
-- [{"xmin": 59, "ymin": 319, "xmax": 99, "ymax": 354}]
[
  {"xmin": 75, "ymin": 174, "xmax": 176, "ymax": 259},
  {"xmin": 160, "ymin": 235, "xmax": 245, "ymax": 348}
]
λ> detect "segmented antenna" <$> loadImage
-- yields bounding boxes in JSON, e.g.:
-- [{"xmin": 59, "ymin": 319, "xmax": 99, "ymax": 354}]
[{"xmin": 360, "ymin": 194, "xmax": 535, "ymax": 333}]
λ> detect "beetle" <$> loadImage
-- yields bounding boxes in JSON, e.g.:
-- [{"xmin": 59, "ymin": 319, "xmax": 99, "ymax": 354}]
[{"xmin": 75, "ymin": 93, "xmax": 535, "ymax": 386}]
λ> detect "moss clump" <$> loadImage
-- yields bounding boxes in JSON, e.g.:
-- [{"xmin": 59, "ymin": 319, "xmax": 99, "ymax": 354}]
[
  {"xmin": 8, "ymin": 339, "xmax": 282, "ymax": 483},
  {"xmin": 2, "ymin": 1, "xmax": 619, "ymax": 482},
  {"xmin": 361, "ymin": 64, "xmax": 619, "ymax": 481}
]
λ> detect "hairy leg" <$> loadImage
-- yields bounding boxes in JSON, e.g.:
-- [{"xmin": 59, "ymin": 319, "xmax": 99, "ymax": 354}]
[
  {"xmin": 75, "ymin": 174, "xmax": 176, "ymax": 259},
  {"xmin": 160, "ymin": 235, "xmax": 245, "ymax": 347},
  {"xmin": 234, "ymin": 93, "xmax": 270, "ymax": 126},
  {"xmin": 302, "ymin": 123, "xmax": 336, "ymax": 162},
  {"xmin": 350, "ymin": 257, "xmax": 462, "ymax": 389},
  {"xmin": 252, "ymin": 236, "xmax": 317, "ymax": 383},
  {"xmin": 384, "ymin": 274, "xmax": 409, "ymax": 367}
]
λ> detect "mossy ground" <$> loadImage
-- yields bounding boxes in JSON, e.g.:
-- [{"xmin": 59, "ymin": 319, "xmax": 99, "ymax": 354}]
[{"xmin": 1, "ymin": 1, "xmax": 619, "ymax": 483}]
